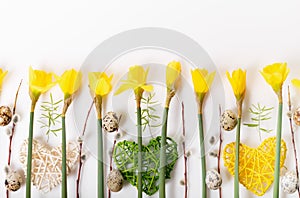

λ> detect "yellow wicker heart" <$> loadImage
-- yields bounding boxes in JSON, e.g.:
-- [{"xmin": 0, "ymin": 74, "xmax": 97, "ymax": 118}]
[{"xmin": 223, "ymin": 137, "xmax": 287, "ymax": 196}]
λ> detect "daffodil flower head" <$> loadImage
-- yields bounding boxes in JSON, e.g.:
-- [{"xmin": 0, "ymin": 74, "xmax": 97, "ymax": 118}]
[
  {"xmin": 166, "ymin": 61, "xmax": 181, "ymax": 91},
  {"xmin": 226, "ymin": 69, "xmax": 246, "ymax": 102},
  {"xmin": 191, "ymin": 68, "xmax": 216, "ymax": 102},
  {"xmin": 114, "ymin": 65, "xmax": 153, "ymax": 97},
  {"xmin": 88, "ymin": 72, "xmax": 113, "ymax": 97},
  {"xmin": 0, "ymin": 68, "xmax": 8, "ymax": 91},
  {"xmin": 260, "ymin": 62, "xmax": 289, "ymax": 95},
  {"xmin": 29, "ymin": 66, "xmax": 56, "ymax": 102},
  {"xmin": 56, "ymin": 69, "xmax": 82, "ymax": 99}
]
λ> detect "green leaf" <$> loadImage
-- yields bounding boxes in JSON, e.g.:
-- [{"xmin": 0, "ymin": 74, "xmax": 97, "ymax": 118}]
[
  {"xmin": 39, "ymin": 93, "xmax": 64, "ymax": 139},
  {"xmin": 244, "ymin": 103, "xmax": 274, "ymax": 137},
  {"xmin": 243, "ymin": 123, "xmax": 259, "ymax": 127}
]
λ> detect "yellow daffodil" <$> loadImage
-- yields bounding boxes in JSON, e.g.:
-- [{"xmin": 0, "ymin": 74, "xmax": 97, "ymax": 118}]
[
  {"xmin": 88, "ymin": 72, "xmax": 113, "ymax": 97},
  {"xmin": 191, "ymin": 68, "xmax": 216, "ymax": 100},
  {"xmin": 114, "ymin": 65, "xmax": 153, "ymax": 97},
  {"xmin": 260, "ymin": 62, "xmax": 289, "ymax": 94},
  {"xmin": 56, "ymin": 69, "xmax": 82, "ymax": 99},
  {"xmin": 29, "ymin": 66, "xmax": 56, "ymax": 102},
  {"xmin": 190, "ymin": 68, "xmax": 215, "ymax": 198},
  {"xmin": 26, "ymin": 66, "xmax": 56, "ymax": 197},
  {"xmin": 226, "ymin": 69, "xmax": 246, "ymax": 101},
  {"xmin": 260, "ymin": 63, "xmax": 289, "ymax": 197},
  {"xmin": 166, "ymin": 61, "xmax": 181, "ymax": 90},
  {"xmin": 0, "ymin": 68, "xmax": 8, "ymax": 90}
]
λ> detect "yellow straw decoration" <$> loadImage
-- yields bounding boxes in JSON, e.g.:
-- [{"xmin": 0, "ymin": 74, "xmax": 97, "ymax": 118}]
[{"xmin": 223, "ymin": 137, "xmax": 287, "ymax": 196}]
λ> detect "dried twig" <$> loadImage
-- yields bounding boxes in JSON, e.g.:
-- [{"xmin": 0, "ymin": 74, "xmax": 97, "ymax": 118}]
[
  {"xmin": 218, "ymin": 105, "xmax": 223, "ymax": 198},
  {"xmin": 287, "ymin": 86, "xmax": 300, "ymax": 197},
  {"xmin": 6, "ymin": 80, "xmax": 22, "ymax": 198},
  {"xmin": 76, "ymin": 101, "xmax": 94, "ymax": 198},
  {"xmin": 181, "ymin": 102, "xmax": 188, "ymax": 198},
  {"xmin": 108, "ymin": 139, "xmax": 117, "ymax": 198},
  {"xmin": 108, "ymin": 115, "xmax": 122, "ymax": 198}
]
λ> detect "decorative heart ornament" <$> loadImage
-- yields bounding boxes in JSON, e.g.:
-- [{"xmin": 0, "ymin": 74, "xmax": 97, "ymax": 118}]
[
  {"xmin": 223, "ymin": 137, "xmax": 286, "ymax": 196},
  {"xmin": 19, "ymin": 139, "xmax": 79, "ymax": 193},
  {"xmin": 113, "ymin": 136, "xmax": 178, "ymax": 196}
]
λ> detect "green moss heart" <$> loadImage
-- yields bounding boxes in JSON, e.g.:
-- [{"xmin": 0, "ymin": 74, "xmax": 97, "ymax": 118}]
[{"xmin": 113, "ymin": 136, "xmax": 178, "ymax": 195}]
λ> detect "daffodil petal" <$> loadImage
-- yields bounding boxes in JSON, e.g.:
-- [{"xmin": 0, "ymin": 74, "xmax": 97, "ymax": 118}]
[
  {"xmin": 226, "ymin": 69, "xmax": 246, "ymax": 100},
  {"xmin": 292, "ymin": 79, "xmax": 300, "ymax": 88},
  {"xmin": 57, "ymin": 69, "xmax": 82, "ymax": 96},
  {"xmin": 191, "ymin": 68, "xmax": 215, "ymax": 97},
  {"xmin": 166, "ymin": 61, "xmax": 181, "ymax": 89},
  {"xmin": 141, "ymin": 85, "xmax": 153, "ymax": 92},
  {"xmin": 260, "ymin": 62, "xmax": 289, "ymax": 93}
]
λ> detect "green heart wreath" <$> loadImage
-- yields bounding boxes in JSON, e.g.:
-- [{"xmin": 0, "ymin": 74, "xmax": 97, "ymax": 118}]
[{"xmin": 113, "ymin": 136, "xmax": 178, "ymax": 195}]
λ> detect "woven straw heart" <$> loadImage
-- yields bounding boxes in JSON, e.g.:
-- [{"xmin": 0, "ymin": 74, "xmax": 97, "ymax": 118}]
[
  {"xmin": 223, "ymin": 137, "xmax": 287, "ymax": 196},
  {"xmin": 19, "ymin": 139, "xmax": 79, "ymax": 193}
]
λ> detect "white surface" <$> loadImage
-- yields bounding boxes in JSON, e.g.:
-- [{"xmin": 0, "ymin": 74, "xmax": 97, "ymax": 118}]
[{"xmin": 1, "ymin": 1, "xmax": 300, "ymax": 197}]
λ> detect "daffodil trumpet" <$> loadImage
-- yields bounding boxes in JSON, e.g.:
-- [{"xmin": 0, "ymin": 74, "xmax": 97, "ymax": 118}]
[
  {"xmin": 191, "ymin": 68, "xmax": 216, "ymax": 198},
  {"xmin": 261, "ymin": 63, "xmax": 289, "ymax": 198},
  {"xmin": 27, "ymin": 67, "xmax": 56, "ymax": 198},
  {"xmin": 88, "ymin": 72, "xmax": 113, "ymax": 198},
  {"xmin": 56, "ymin": 69, "xmax": 82, "ymax": 198},
  {"xmin": 226, "ymin": 68, "xmax": 246, "ymax": 198},
  {"xmin": 159, "ymin": 61, "xmax": 181, "ymax": 198},
  {"xmin": 115, "ymin": 66, "xmax": 153, "ymax": 198}
]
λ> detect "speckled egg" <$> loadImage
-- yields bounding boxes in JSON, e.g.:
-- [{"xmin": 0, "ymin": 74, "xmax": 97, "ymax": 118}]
[
  {"xmin": 107, "ymin": 169, "xmax": 123, "ymax": 192},
  {"xmin": 0, "ymin": 106, "xmax": 12, "ymax": 126},
  {"xmin": 220, "ymin": 110, "xmax": 237, "ymax": 131},
  {"xmin": 205, "ymin": 169, "xmax": 222, "ymax": 190},
  {"xmin": 281, "ymin": 171, "xmax": 299, "ymax": 194},
  {"xmin": 293, "ymin": 107, "xmax": 300, "ymax": 126},
  {"xmin": 103, "ymin": 112, "xmax": 119, "ymax": 133},
  {"xmin": 5, "ymin": 168, "xmax": 22, "ymax": 191}
]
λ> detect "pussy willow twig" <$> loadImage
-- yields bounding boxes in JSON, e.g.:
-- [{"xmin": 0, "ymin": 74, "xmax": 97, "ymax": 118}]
[
  {"xmin": 181, "ymin": 102, "xmax": 188, "ymax": 198},
  {"xmin": 108, "ymin": 139, "xmax": 117, "ymax": 198},
  {"xmin": 76, "ymin": 101, "xmax": 94, "ymax": 198},
  {"xmin": 218, "ymin": 105, "xmax": 223, "ymax": 198},
  {"xmin": 6, "ymin": 79, "xmax": 22, "ymax": 198},
  {"xmin": 287, "ymin": 86, "xmax": 300, "ymax": 197}
]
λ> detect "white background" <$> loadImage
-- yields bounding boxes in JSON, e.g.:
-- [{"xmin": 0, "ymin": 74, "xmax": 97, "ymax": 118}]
[{"xmin": 1, "ymin": 0, "xmax": 300, "ymax": 197}]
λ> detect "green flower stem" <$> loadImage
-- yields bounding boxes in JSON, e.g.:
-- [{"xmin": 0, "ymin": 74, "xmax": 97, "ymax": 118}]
[
  {"xmin": 234, "ymin": 117, "xmax": 241, "ymax": 198},
  {"xmin": 98, "ymin": 118, "xmax": 104, "ymax": 198},
  {"xmin": 61, "ymin": 116, "xmax": 67, "ymax": 198},
  {"xmin": 198, "ymin": 113, "xmax": 207, "ymax": 198},
  {"xmin": 273, "ymin": 102, "xmax": 283, "ymax": 198},
  {"xmin": 26, "ymin": 112, "xmax": 34, "ymax": 198},
  {"xmin": 137, "ymin": 106, "xmax": 143, "ymax": 198},
  {"xmin": 159, "ymin": 107, "xmax": 169, "ymax": 198},
  {"xmin": 159, "ymin": 91, "xmax": 174, "ymax": 198},
  {"xmin": 61, "ymin": 97, "xmax": 72, "ymax": 198},
  {"xmin": 26, "ymin": 101, "xmax": 37, "ymax": 198},
  {"xmin": 93, "ymin": 95, "xmax": 104, "ymax": 198}
]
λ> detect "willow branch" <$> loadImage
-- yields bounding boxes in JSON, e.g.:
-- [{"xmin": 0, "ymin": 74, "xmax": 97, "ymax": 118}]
[
  {"xmin": 76, "ymin": 101, "xmax": 94, "ymax": 198},
  {"xmin": 108, "ymin": 139, "xmax": 117, "ymax": 198},
  {"xmin": 287, "ymin": 86, "xmax": 300, "ymax": 197},
  {"xmin": 6, "ymin": 79, "xmax": 22, "ymax": 198},
  {"xmin": 181, "ymin": 102, "xmax": 188, "ymax": 198},
  {"xmin": 218, "ymin": 105, "xmax": 223, "ymax": 198}
]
